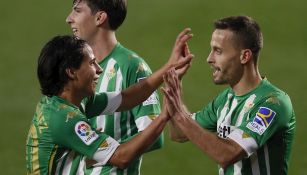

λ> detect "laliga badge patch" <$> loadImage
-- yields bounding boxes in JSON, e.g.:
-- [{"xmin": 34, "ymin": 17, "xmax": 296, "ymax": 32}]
[
  {"xmin": 75, "ymin": 121, "xmax": 99, "ymax": 145},
  {"xmin": 247, "ymin": 107, "xmax": 276, "ymax": 135}
]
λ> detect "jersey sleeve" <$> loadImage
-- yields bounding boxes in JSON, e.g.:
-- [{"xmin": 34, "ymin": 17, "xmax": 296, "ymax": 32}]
[
  {"xmin": 83, "ymin": 92, "xmax": 122, "ymax": 118},
  {"xmin": 50, "ymin": 109, "xmax": 119, "ymax": 161},
  {"xmin": 126, "ymin": 56, "xmax": 161, "ymax": 132},
  {"xmin": 229, "ymin": 93, "xmax": 293, "ymax": 153},
  {"xmin": 194, "ymin": 98, "xmax": 220, "ymax": 132}
]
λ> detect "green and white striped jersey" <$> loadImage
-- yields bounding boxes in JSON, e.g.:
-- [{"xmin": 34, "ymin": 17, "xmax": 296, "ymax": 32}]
[
  {"xmin": 194, "ymin": 79, "xmax": 295, "ymax": 175},
  {"xmin": 85, "ymin": 43, "xmax": 162, "ymax": 175},
  {"xmin": 26, "ymin": 94, "xmax": 120, "ymax": 175}
]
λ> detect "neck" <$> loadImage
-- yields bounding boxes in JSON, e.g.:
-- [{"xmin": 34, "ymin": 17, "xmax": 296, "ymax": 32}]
[
  {"xmin": 231, "ymin": 64, "xmax": 262, "ymax": 96},
  {"xmin": 88, "ymin": 30, "xmax": 117, "ymax": 63},
  {"xmin": 58, "ymin": 87, "xmax": 84, "ymax": 108}
]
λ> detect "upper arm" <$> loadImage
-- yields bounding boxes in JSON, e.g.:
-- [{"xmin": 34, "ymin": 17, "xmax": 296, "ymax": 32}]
[
  {"xmin": 50, "ymin": 111, "xmax": 118, "ymax": 161},
  {"xmin": 229, "ymin": 93, "xmax": 293, "ymax": 157},
  {"xmin": 194, "ymin": 100, "xmax": 218, "ymax": 132},
  {"xmin": 84, "ymin": 92, "xmax": 122, "ymax": 117}
]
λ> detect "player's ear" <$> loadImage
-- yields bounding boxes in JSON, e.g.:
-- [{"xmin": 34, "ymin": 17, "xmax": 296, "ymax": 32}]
[
  {"xmin": 95, "ymin": 11, "xmax": 107, "ymax": 26},
  {"xmin": 66, "ymin": 68, "xmax": 77, "ymax": 80},
  {"xmin": 240, "ymin": 49, "xmax": 252, "ymax": 64}
]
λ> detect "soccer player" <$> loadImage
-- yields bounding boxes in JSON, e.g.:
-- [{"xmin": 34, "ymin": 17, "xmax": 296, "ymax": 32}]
[
  {"xmin": 163, "ymin": 16, "xmax": 296, "ymax": 175},
  {"xmin": 26, "ymin": 29, "xmax": 193, "ymax": 174},
  {"xmin": 65, "ymin": 1, "xmax": 166, "ymax": 174}
]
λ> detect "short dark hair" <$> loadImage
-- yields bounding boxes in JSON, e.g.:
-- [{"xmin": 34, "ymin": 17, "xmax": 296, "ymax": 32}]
[
  {"xmin": 74, "ymin": 0, "xmax": 127, "ymax": 30},
  {"xmin": 214, "ymin": 16, "xmax": 263, "ymax": 62},
  {"xmin": 37, "ymin": 35, "xmax": 86, "ymax": 96}
]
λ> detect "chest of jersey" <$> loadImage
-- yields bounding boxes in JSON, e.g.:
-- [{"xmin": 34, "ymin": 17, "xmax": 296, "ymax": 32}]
[{"xmin": 217, "ymin": 93, "xmax": 257, "ymax": 139}]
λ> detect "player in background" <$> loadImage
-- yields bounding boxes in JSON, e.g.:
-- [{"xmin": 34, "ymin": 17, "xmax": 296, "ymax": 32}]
[
  {"xmin": 163, "ymin": 16, "xmax": 295, "ymax": 175},
  {"xmin": 66, "ymin": 1, "xmax": 164, "ymax": 174}
]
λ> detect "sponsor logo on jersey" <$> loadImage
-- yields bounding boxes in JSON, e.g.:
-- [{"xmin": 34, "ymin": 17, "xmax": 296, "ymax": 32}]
[
  {"xmin": 138, "ymin": 77, "xmax": 158, "ymax": 106},
  {"xmin": 75, "ymin": 121, "xmax": 99, "ymax": 145},
  {"xmin": 246, "ymin": 107, "xmax": 276, "ymax": 135},
  {"xmin": 217, "ymin": 124, "xmax": 235, "ymax": 139}
]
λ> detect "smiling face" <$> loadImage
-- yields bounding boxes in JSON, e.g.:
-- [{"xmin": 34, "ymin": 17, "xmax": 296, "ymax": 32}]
[
  {"xmin": 73, "ymin": 44, "xmax": 102, "ymax": 97},
  {"xmin": 66, "ymin": 0, "xmax": 98, "ymax": 42},
  {"xmin": 207, "ymin": 29, "xmax": 243, "ymax": 86}
]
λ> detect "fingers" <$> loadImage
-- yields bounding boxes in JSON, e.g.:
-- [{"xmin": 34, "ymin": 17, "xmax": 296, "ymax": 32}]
[
  {"xmin": 175, "ymin": 53, "xmax": 194, "ymax": 69},
  {"xmin": 175, "ymin": 28, "xmax": 193, "ymax": 53},
  {"xmin": 176, "ymin": 28, "xmax": 192, "ymax": 44},
  {"xmin": 176, "ymin": 63, "xmax": 191, "ymax": 80},
  {"xmin": 184, "ymin": 43, "xmax": 191, "ymax": 56}
]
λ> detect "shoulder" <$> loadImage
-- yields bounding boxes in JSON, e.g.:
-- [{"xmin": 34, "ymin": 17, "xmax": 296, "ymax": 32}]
[
  {"xmin": 257, "ymin": 80, "xmax": 293, "ymax": 112},
  {"xmin": 250, "ymin": 82, "xmax": 294, "ymax": 126},
  {"xmin": 112, "ymin": 44, "xmax": 149, "ymax": 68}
]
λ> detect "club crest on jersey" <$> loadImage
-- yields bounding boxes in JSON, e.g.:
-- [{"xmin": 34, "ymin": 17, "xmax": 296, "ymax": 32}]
[
  {"xmin": 106, "ymin": 67, "xmax": 116, "ymax": 80},
  {"xmin": 75, "ymin": 121, "xmax": 99, "ymax": 145},
  {"xmin": 247, "ymin": 107, "xmax": 276, "ymax": 135}
]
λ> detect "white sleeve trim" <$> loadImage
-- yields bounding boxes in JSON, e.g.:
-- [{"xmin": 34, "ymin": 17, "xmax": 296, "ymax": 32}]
[
  {"xmin": 191, "ymin": 113, "xmax": 196, "ymax": 120},
  {"xmin": 102, "ymin": 92, "xmax": 122, "ymax": 115},
  {"xmin": 92, "ymin": 137, "xmax": 120, "ymax": 166},
  {"xmin": 227, "ymin": 129, "xmax": 258, "ymax": 157},
  {"xmin": 135, "ymin": 115, "xmax": 157, "ymax": 132}
]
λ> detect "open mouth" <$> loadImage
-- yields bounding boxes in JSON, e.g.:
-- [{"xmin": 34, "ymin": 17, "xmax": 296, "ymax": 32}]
[
  {"xmin": 211, "ymin": 66, "xmax": 221, "ymax": 76},
  {"xmin": 72, "ymin": 28, "xmax": 78, "ymax": 35}
]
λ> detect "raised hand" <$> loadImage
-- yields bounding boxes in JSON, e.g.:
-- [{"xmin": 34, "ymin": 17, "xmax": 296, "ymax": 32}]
[
  {"xmin": 161, "ymin": 69, "xmax": 185, "ymax": 117},
  {"xmin": 167, "ymin": 28, "xmax": 194, "ymax": 70}
]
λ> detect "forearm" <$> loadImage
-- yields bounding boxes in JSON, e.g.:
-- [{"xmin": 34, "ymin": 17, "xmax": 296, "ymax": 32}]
[
  {"xmin": 169, "ymin": 105, "xmax": 190, "ymax": 142},
  {"xmin": 119, "ymin": 132, "xmax": 164, "ymax": 152},
  {"xmin": 169, "ymin": 119, "xmax": 188, "ymax": 142},
  {"xmin": 173, "ymin": 114, "xmax": 244, "ymax": 169},
  {"xmin": 108, "ymin": 114, "xmax": 168, "ymax": 168},
  {"xmin": 118, "ymin": 64, "xmax": 169, "ymax": 111}
]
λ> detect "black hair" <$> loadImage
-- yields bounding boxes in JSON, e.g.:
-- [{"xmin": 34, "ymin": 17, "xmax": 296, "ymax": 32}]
[
  {"xmin": 37, "ymin": 35, "xmax": 86, "ymax": 96},
  {"xmin": 214, "ymin": 16, "xmax": 263, "ymax": 62},
  {"xmin": 74, "ymin": 0, "xmax": 127, "ymax": 30}
]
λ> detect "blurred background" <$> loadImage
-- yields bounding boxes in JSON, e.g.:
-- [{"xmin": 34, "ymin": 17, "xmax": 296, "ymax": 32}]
[{"xmin": 0, "ymin": 0, "xmax": 306, "ymax": 174}]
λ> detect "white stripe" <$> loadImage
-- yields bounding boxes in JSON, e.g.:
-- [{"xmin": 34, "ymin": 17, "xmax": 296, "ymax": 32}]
[
  {"xmin": 264, "ymin": 144, "xmax": 271, "ymax": 175},
  {"xmin": 250, "ymin": 152, "xmax": 260, "ymax": 175},
  {"xmin": 137, "ymin": 157, "xmax": 142, "ymax": 175},
  {"xmin": 102, "ymin": 92, "xmax": 122, "ymax": 114},
  {"xmin": 90, "ymin": 166, "xmax": 102, "ymax": 175},
  {"xmin": 218, "ymin": 167, "xmax": 224, "ymax": 175},
  {"xmin": 55, "ymin": 151, "xmax": 69, "ymax": 175},
  {"xmin": 115, "ymin": 68, "xmax": 123, "ymax": 91},
  {"xmin": 96, "ymin": 114, "xmax": 106, "ymax": 132},
  {"xmin": 126, "ymin": 112, "xmax": 131, "ymax": 137},
  {"xmin": 62, "ymin": 151, "xmax": 75, "ymax": 175},
  {"xmin": 114, "ymin": 112, "xmax": 121, "ymax": 141},
  {"xmin": 217, "ymin": 94, "xmax": 233, "ymax": 128},
  {"xmin": 110, "ymin": 167, "xmax": 117, "ymax": 175},
  {"xmin": 135, "ymin": 116, "xmax": 153, "ymax": 132},
  {"xmin": 96, "ymin": 59, "xmax": 116, "ymax": 133},
  {"xmin": 76, "ymin": 157, "xmax": 85, "ymax": 175},
  {"xmin": 223, "ymin": 98, "xmax": 238, "ymax": 124},
  {"xmin": 98, "ymin": 59, "xmax": 116, "ymax": 93},
  {"xmin": 113, "ymin": 68, "xmax": 123, "ymax": 142},
  {"xmin": 233, "ymin": 161, "xmax": 242, "ymax": 175},
  {"xmin": 235, "ymin": 94, "xmax": 256, "ymax": 126}
]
